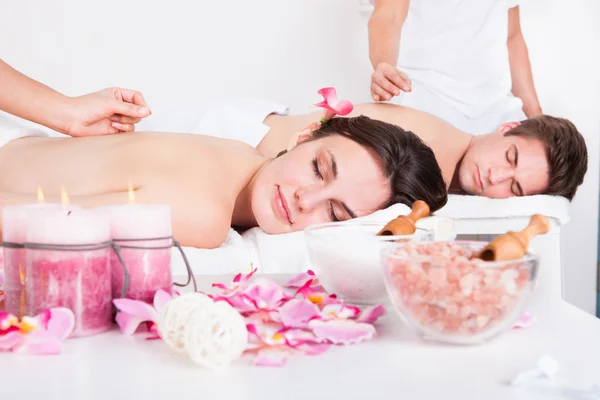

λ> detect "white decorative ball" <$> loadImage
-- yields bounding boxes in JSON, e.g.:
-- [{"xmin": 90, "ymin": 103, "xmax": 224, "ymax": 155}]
[
  {"xmin": 156, "ymin": 292, "xmax": 213, "ymax": 353},
  {"xmin": 183, "ymin": 301, "xmax": 248, "ymax": 370}
]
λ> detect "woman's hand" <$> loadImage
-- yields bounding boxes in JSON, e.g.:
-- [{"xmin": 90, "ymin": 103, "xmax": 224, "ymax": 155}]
[{"xmin": 63, "ymin": 87, "xmax": 151, "ymax": 137}]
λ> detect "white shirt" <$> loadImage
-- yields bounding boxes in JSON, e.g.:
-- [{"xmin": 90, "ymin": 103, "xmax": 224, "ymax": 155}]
[{"xmin": 397, "ymin": 0, "xmax": 520, "ymax": 118}]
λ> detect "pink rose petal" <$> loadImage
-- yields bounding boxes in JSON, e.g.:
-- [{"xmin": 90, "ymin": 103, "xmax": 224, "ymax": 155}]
[
  {"xmin": 309, "ymin": 319, "xmax": 376, "ymax": 345},
  {"xmin": 295, "ymin": 343, "xmax": 330, "ymax": 355},
  {"xmin": 115, "ymin": 311, "xmax": 149, "ymax": 336},
  {"xmin": 0, "ymin": 331, "xmax": 24, "ymax": 352},
  {"xmin": 242, "ymin": 279, "xmax": 287, "ymax": 311},
  {"xmin": 36, "ymin": 308, "xmax": 75, "ymax": 340},
  {"xmin": 0, "ymin": 312, "xmax": 18, "ymax": 332},
  {"xmin": 153, "ymin": 289, "xmax": 173, "ymax": 312},
  {"xmin": 355, "ymin": 304, "xmax": 386, "ymax": 324},
  {"xmin": 277, "ymin": 299, "xmax": 320, "ymax": 328},
  {"xmin": 321, "ymin": 304, "xmax": 360, "ymax": 320},
  {"xmin": 113, "ymin": 298, "xmax": 157, "ymax": 321},
  {"xmin": 16, "ymin": 332, "xmax": 62, "ymax": 355},
  {"xmin": 253, "ymin": 349, "xmax": 288, "ymax": 367},
  {"xmin": 284, "ymin": 271, "xmax": 316, "ymax": 288},
  {"xmin": 280, "ymin": 328, "xmax": 320, "ymax": 346},
  {"xmin": 512, "ymin": 312, "xmax": 535, "ymax": 329}
]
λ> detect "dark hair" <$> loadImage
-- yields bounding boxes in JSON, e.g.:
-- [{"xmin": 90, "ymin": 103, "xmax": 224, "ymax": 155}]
[
  {"xmin": 300, "ymin": 116, "xmax": 448, "ymax": 212},
  {"xmin": 505, "ymin": 115, "xmax": 588, "ymax": 200}
]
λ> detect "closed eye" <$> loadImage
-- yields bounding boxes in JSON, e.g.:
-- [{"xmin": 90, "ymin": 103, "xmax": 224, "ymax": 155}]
[
  {"xmin": 329, "ymin": 203, "xmax": 340, "ymax": 222},
  {"xmin": 312, "ymin": 158, "xmax": 322, "ymax": 179}
]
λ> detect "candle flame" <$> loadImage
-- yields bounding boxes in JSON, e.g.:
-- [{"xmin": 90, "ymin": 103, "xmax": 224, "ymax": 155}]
[
  {"xmin": 128, "ymin": 180, "xmax": 135, "ymax": 204},
  {"xmin": 37, "ymin": 186, "xmax": 45, "ymax": 203},
  {"xmin": 60, "ymin": 186, "xmax": 70, "ymax": 206}
]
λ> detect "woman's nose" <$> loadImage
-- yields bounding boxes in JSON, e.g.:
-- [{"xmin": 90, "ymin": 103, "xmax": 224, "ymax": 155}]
[{"xmin": 295, "ymin": 185, "xmax": 327, "ymax": 212}]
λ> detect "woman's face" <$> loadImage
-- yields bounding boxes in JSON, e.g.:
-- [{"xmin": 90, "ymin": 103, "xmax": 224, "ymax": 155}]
[{"xmin": 249, "ymin": 133, "xmax": 392, "ymax": 234}]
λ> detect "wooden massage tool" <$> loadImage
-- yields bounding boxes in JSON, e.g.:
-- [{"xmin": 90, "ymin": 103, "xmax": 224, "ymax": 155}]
[
  {"xmin": 477, "ymin": 214, "xmax": 550, "ymax": 261},
  {"xmin": 376, "ymin": 200, "xmax": 430, "ymax": 236}
]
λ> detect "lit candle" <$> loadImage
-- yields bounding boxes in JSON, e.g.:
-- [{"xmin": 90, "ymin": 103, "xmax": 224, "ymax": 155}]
[
  {"xmin": 2, "ymin": 194, "xmax": 78, "ymax": 317},
  {"xmin": 25, "ymin": 209, "xmax": 113, "ymax": 337},
  {"xmin": 105, "ymin": 185, "xmax": 173, "ymax": 303}
]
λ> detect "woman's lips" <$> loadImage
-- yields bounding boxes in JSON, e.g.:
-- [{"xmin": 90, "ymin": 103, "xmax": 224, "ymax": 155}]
[{"xmin": 275, "ymin": 185, "xmax": 292, "ymax": 225}]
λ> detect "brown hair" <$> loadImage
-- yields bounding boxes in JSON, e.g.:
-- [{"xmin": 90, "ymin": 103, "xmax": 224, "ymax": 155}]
[
  {"xmin": 505, "ymin": 115, "xmax": 588, "ymax": 200},
  {"xmin": 307, "ymin": 116, "xmax": 448, "ymax": 212}
]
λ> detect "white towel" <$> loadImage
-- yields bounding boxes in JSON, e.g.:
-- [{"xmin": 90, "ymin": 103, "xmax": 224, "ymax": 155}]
[
  {"xmin": 172, "ymin": 229, "xmax": 254, "ymax": 277},
  {"xmin": 241, "ymin": 203, "xmax": 456, "ymax": 275},
  {"xmin": 436, "ymin": 194, "xmax": 571, "ymax": 224}
]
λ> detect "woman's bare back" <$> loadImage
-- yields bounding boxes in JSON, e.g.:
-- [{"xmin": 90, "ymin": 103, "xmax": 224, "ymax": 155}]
[{"xmin": 0, "ymin": 132, "xmax": 267, "ymax": 248}]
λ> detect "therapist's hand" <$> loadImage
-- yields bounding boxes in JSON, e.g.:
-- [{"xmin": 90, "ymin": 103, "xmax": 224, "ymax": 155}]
[
  {"xmin": 371, "ymin": 62, "xmax": 412, "ymax": 102},
  {"xmin": 63, "ymin": 88, "xmax": 151, "ymax": 137}
]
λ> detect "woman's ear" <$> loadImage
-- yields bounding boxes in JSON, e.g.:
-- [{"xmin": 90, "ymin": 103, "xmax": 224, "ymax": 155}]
[{"xmin": 286, "ymin": 121, "xmax": 322, "ymax": 151}]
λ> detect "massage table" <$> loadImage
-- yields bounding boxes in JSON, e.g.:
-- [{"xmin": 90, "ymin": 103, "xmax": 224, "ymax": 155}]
[{"xmin": 0, "ymin": 108, "xmax": 573, "ymax": 305}]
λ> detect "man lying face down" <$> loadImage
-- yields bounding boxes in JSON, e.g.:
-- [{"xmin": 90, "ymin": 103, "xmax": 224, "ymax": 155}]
[
  {"xmin": 260, "ymin": 103, "xmax": 588, "ymax": 200},
  {"xmin": 0, "ymin": 116, "xmax": 447, "ymax": 248}
]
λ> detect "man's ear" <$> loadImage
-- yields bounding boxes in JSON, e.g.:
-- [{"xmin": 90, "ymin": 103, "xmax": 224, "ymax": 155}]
[
  {"xmin": 286, "ymin": 121, "xmax": 322, "ymax": 151},
  {"xmin": 496, "ymin": 121, "xmax": 521, "ymax": 134}
]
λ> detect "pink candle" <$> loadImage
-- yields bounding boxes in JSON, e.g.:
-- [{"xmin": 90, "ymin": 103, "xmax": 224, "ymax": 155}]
[
  {"xmin": 104, "ymin": 205, "xmax": 173, "ymax": 304},
  {"xmin": 25, "ymin": 210, "xmax": 112, "ymax": 337},
  {"xmin": 2, "ymin": 204, "xmax": 76, "ymax": 317}
]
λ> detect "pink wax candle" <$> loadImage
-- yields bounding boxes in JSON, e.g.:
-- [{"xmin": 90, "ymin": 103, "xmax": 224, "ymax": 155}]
[
  {"xmin": 104, "ymin": 205, "xmax": 173, "ymax": 304},
  {"xmin": 25, "ymin": 210, "xmax": 112, "ymax": 337},
  {"xmin": 2, "ymin": 204, "xmax": 77, "ymax": 317}
]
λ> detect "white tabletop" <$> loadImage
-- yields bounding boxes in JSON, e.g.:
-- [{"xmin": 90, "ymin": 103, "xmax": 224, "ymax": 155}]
[{"xmin": 2, "ymin": 274, "xmax": 600, "ymax": 400}]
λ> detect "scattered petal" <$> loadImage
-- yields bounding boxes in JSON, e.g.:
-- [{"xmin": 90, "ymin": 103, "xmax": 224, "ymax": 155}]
[
  {"xmin": 113, "ymin": 298, "xmax": 158, "ymax": 335},
  {"xmin": 153, "ymin": 289, "xmax": 173, "ymax": 312},
  {"xmin": 0, "ymin": 331, "xmax": 23, "ymax": 352},
  {"xmin": 113, "ymin": 298, "xmax": 157, "ymax": 321},
  {"xmin": 242, "ymin": 279, "xmax": 287, "ymax": 311},
  {"xmin": 253, "ymin": 349, "xmax": 289, "ymax": 367},
  {"xmin": 115, "ymin": 311, "xmax": 149, "ymax": 336},
  {"xmin": 15, "ymin": 332, "xmax": 62, "ymax": 355},
  {"xmin": 277, "ymin": 299, "xmax": 320, "ymax": 328},
  {"xmin": 355, "ymin": 304, "xmax": 386, "ymax": 324},
  {"xmin": 309, "ymin": 319, "xmax": 376, "ymax": 345},
  {"xmin": 512, "ymin": 312, "xmax": 534, "ymax": 329},
  {"xmin": 321, "ymin": 304, "xmax": 360, "ymax": 320},
  {"xmin": 284, "ymin": 270, "xmax": 316, "ymax": 288},
  {"xmin": 36, "ymin": 308, "xmax": 75, "ymax": 340},
  {"xmin": 296, "ymin": 343, "xmax": 330, "ymax": 355}
]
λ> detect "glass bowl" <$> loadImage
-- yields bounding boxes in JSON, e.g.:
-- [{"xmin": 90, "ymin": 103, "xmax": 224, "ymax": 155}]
[
  {"xmin": 382, "ymin": 240, "xmax": 538, "ymax": 345},
  {"xmin": 304, "ymin": 221, "xmax": 433, "ymax": 305}
]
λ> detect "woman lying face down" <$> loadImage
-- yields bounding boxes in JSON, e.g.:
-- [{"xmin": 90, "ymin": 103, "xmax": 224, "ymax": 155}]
[{"xmin": 0, "ymin": 116, "xmax": 447, "ymax": 248}]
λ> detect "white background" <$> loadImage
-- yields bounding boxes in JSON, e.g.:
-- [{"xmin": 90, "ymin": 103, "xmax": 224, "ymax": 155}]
[{"xmin": 1, "ymin": 0, "xmax": 599, "ymax": 313}]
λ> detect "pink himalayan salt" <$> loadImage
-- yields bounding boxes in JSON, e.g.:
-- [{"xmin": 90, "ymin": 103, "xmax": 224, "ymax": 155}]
[
  {"xmin": 111, "ymin": 239, "xmax": 172, "ymax": 304},
  {"xmin": 385, "ymin": 241, "xmax": 530, "ymax": 337},
  {"xmin": 26, "ymin": 251, "xmax": 112, "ymax": 337}
]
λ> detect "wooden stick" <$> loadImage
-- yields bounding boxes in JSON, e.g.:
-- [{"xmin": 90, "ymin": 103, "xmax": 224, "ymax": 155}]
[
  {"xmin": 376, "ymin": 200, "xmax": 430, "ymax": 236},
  {"xmin": 477, "ymin": 214, "xmax": 550, "ymax": 261}
]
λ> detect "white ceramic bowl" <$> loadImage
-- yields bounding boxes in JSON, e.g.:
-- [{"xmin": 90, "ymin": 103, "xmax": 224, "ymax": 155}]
[{"xmin": 304, "ymin": 221, "xmax": 433, "ymax": 305}]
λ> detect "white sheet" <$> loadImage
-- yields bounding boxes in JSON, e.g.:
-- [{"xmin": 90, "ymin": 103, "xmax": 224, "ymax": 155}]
[{"xmin": 436, "ymin": 194, "xmax": 571, "ymax": 224}]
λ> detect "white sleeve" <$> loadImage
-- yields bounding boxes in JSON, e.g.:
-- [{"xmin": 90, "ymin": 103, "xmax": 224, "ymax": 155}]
[{"xmin": 507, "ymin": 0, "xmax": 520, "ymax": 9}]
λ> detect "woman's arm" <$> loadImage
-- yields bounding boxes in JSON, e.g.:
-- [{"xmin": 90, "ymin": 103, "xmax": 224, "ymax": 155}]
[
  {"xmin": 507, "ymin": 7, "xmax": 543, "ymax": 118},
  {"xmin": 0, "ymin": 60, "xmax": 151, "ymax": 136}
]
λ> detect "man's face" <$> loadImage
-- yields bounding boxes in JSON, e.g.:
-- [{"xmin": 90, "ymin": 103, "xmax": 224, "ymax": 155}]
[
  {"xmin": 250, "ymin": 134, "xmax": 392, "ymax": 234},
  {"xmin": 458, "ymin": 124, "xmax": 550, "ymax": 198}
]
